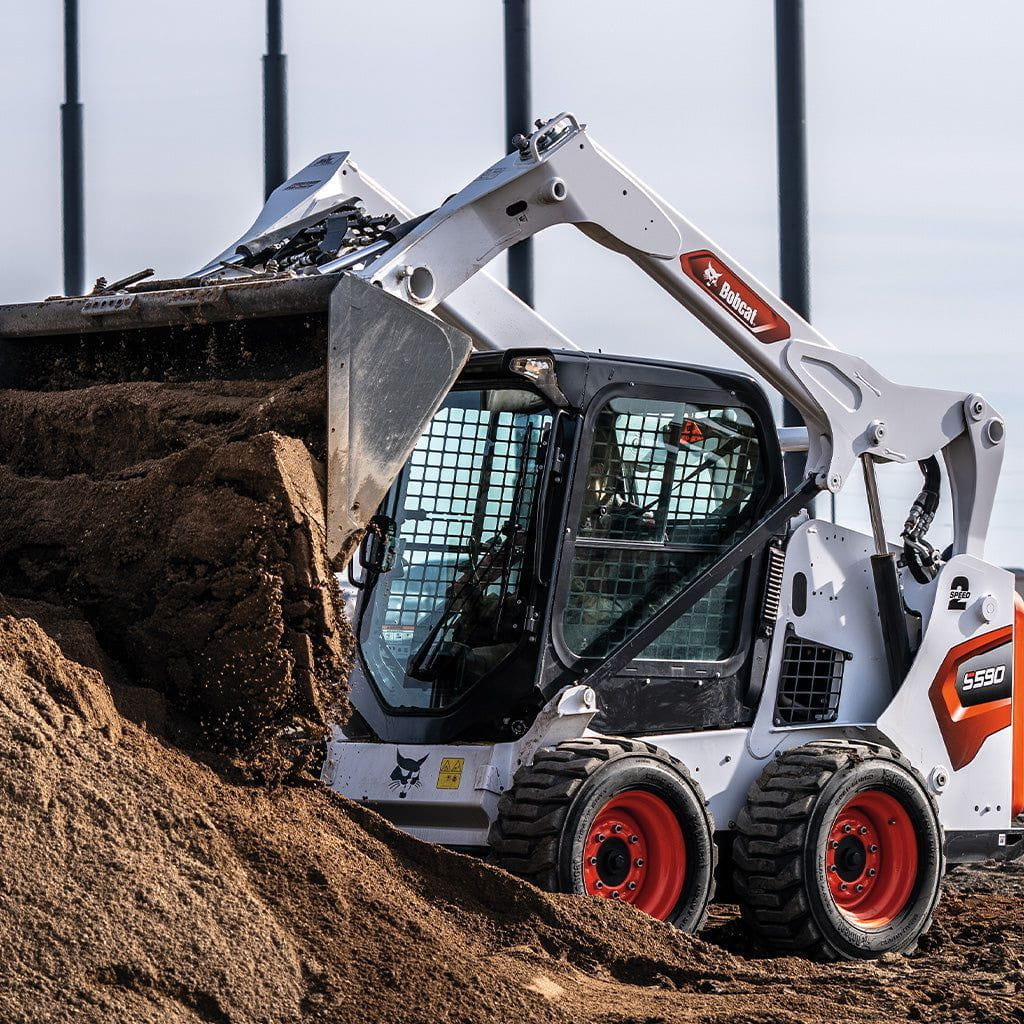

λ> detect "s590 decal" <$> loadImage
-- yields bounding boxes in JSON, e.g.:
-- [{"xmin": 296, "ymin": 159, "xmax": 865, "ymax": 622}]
[{"xmin": 929, "ymin": 626, "xmax": 1014, "ymax": 770}]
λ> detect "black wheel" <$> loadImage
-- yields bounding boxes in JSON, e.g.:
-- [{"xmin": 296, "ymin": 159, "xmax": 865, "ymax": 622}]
[
  {"xmin": 489, "ymin": 736, "xmax": 716, "ymax": 931},
  {"xmin": 732, "ymin": 740, "xmax": 944, "ymax": 960}
]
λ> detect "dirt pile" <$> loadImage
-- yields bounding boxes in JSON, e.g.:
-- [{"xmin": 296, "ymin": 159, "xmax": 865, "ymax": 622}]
[
  {"xmin": 0, "ymin": 595, "xmax": 739, "ymax": 1024},
  {"xmin": 0, "ymin": 372, "xmax": 349, "ymax": 751},
  {"xmin": 2, "ymin": 596, "xmax": 1023, "ymax": 1024}
]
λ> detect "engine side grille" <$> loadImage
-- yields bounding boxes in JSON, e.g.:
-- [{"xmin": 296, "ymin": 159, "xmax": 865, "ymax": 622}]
[{"xmin": 775, "ymin": 633, "xmax": 847, "ymax": 725}]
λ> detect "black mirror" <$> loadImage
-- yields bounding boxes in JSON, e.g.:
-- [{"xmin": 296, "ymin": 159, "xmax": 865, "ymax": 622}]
[{"xmin": 360, "ymin": 514, "xmax": 397, "ymax": 578}]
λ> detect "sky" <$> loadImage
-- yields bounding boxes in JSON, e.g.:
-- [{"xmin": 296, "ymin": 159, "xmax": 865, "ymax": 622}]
[{"xmin": 2, "ymin": 0, "xmax": 1022, "ymax": 564}]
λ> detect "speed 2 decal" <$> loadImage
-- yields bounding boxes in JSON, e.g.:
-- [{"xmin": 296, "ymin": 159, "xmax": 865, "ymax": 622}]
[
  {"xmin": 929, "ymin": 625, "xmax": 1013, "ymax": 770},
  {"xmin": 948, "ymin": 575, "xmax": 971, "ymax": 611},
  {"xmin": 680, "ymin": 251, "xmax": 791, "ymax": 344}
]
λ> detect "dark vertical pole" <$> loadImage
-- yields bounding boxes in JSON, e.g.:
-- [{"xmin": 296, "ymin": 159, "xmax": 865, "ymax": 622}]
[
  {"xmin": 263, "ymin": 0, "xmax": 288, "ymax": 199},
  {"xmin": 503, "ymin": 0, "xmax": 533, "ymax": 306},
  {"xmin": 61, "ymin": 0, "xmax": 85, "ymax": 296},
  {"xmin": 774, "ymin": 0, "xmax": 812, "ymax": 496}
]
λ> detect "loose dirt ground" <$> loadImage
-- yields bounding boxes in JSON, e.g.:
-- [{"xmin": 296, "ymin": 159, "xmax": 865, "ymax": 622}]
[
  {"xmin": 1, "ymin": 369, "xmax": 1021, "ymax": 1024},
  {"xmin": 1, "ymin": 594, "xmax": 1021, "ymax": 1024}
]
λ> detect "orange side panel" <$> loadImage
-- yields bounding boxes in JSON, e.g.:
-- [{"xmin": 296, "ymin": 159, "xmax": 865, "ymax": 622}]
[
  {"xmin": 928, "ymin": 625, "xmax": 1013, "ymax": 771},
  {"xmin": 1013, "ymin": 593, "xmax": 1024, "ymax": 818}
]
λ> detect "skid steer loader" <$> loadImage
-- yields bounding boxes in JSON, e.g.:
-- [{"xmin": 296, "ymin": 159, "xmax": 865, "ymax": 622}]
[{"xmin": 2, "ymin": 114, "xmax": 1021, "ymax": 962}]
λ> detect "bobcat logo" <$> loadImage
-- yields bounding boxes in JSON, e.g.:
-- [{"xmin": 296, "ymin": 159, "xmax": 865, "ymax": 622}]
[
  {"xmin": 389, "ymin": 750, "xmax": 429, "ymax": 798},
  {"xmin": 703, "ymin": 261, "xmax": 722, "ymax": 287}
]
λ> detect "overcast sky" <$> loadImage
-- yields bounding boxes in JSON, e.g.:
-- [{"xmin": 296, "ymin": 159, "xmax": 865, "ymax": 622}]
[{"xmin": 2, "ymin": 1, "xmax": 1022, "ymax": 563}]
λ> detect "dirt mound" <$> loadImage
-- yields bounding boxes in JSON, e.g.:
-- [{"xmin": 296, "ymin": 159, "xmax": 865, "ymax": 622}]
[
  {"xmin": 2, "ymin": 596, "xmax": 1023, "ymax": 1024},
  {"xmin": 0, "ymin": 373, "xmax": 348, "ymax": 751},
  {"xmin": 0, "ymin": 596, "xmax": 739, "ymax": 1024}
]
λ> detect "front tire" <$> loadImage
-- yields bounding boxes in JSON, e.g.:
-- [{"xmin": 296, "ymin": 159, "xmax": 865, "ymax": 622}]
[
  {"xmin": 490, "ymin": 737, "xmax": 716, "ymax": 931},
  {"xmin": 732, "ymin": 740, "xmax": 944, "ymax": 960}
]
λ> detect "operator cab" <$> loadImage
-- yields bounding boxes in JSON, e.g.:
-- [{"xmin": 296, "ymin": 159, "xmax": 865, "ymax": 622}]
[{"xmin": 346, "ymin": 349, "xmax": 785, "ymax": 746}]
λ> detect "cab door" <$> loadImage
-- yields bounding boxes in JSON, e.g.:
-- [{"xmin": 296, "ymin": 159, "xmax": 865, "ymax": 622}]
[{"xmin": 550, "ymin": 383, "xmax": 781, "ymax": 735}]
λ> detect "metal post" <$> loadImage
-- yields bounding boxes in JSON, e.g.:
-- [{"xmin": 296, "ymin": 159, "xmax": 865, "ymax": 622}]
[
  {"xmin": 774, "ymin": 0, "xmax": 825, "ymax": 513},
  {"xmin": 61, "ymin": 0, "xmax": 84, "ymax": 296},
  {"xmin": 503, "ymin": 0, "xmax": 533, "ymax": 306},
  {"xmin": 263, "ymin": 0, "xmax": 288, "ymax": 199}
]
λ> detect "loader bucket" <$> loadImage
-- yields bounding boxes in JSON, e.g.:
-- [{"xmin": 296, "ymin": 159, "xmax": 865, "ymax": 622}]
[
  {"xmin": 0, "ymin": 272, "xmax": 470, "ymax": 569},
  {"xmin": 325, "ymin": 276, "xmax": 473, "ymax": 562}
]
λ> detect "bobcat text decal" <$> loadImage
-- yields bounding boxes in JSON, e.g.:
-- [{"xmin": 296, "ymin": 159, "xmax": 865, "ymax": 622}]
[{"xmin": 680, "ymin": 251, "xmax": 791, "ymax": 344}]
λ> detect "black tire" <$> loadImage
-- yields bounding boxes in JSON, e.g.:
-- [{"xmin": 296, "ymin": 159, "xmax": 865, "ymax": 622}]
[
  {"xmin": 489, "ymin": 736, "xmax": 716, "ymax": 931},
  {"xmin": 732, "ymin": 740, "xmax": 944, "ymax": 961}
]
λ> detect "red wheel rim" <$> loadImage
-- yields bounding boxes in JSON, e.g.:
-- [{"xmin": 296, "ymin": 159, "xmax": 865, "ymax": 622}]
[
  {"xmin": 825, "ymin": 789, "xmax": 918, "ymax": 929},
  {"xmin": 581, "ymin": 789, "xmax": 686, "ymax": 920}
]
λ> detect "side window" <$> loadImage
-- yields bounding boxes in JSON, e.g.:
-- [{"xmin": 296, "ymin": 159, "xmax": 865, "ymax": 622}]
[{"xmin": 561, "ymin": 395, "xmax": 764, "ymax": 663}]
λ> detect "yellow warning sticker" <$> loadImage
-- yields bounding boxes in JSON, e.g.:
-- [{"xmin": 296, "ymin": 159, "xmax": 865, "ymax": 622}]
[{"xmin": 436, "ymin": 757, "xmax": 465, "ymax": 790}]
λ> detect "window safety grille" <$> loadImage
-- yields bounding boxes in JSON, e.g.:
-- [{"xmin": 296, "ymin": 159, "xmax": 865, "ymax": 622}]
[
  {"xmin": 563, "ymin": 396, "xmax": 763, "ymax": 662},
  {"xmin": 774, "ymin": 634, "xmax": 847, "ymax": 725},
  {"xmin": 359, "ymin": 387, "xmax": 551, "ymax": 712}
]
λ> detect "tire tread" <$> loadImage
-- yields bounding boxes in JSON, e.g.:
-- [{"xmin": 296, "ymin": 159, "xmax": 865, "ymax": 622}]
[
  {"xmin": 732, "ymin": 740, "xmax": 941, "ymax": 960},
  {"xmin": 489, "ymin": 736, "xmax": 717, "ymax": 929}
]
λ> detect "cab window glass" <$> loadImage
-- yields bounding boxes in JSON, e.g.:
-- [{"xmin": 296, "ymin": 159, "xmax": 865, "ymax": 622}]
[{"xmin": 562, "ymin": 396, "xmax": 763, "ymax": 661}]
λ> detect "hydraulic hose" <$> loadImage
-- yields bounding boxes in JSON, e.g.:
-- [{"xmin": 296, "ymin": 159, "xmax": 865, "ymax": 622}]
[{"xmin": 902, "ymin": 456, "xmax": 942, "ymax": 584}]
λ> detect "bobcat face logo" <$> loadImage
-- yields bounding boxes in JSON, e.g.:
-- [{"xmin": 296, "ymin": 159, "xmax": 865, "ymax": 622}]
[{"xmin": 389, "ymin": 751, "xmax": 429, "ymax": 798}]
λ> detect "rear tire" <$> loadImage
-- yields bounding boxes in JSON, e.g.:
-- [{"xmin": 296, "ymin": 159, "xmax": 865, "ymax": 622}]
[
  {"xmin": 490, "ymin": 737, "xmax": 716, "ymax": 931},
  {"xmin": 732, "ymin": 740, "xmax": 944, "ymax": 960}
]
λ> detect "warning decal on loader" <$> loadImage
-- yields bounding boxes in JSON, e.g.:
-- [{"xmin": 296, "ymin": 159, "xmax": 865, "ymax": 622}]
[
  {"xmin": 681, "ymin": 250, "xmax": 791, "ymax": 344},
  {"xmin": 436, "ymin": 758, "xmax": 465, "ymax": 790}
]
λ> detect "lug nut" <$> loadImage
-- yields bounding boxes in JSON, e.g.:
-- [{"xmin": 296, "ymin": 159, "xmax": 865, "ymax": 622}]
[
  {"xmin": 856, "ymin": 884, "xmax": 864, "ymax": 892},
  {"xmin": 635, "ymin": 858, "xmax": 644, "ymax": 868},
  {"xmin": 869, "ymin": 845, "xmax": 878, "ymax": 853},
  {"xmin": 868, "ymin": 868, "xmax": 876, "ymax": 877},
  {"xmin": 612, "ymin": 824, "xmax": 623, "ymax": 833},
  {"xmin": 627, "ymin": 881, "xmax": 637, "ymax": 891},
  {"xmin": 843, "ymin": 824, "xmax": 853, "ymax": 833},
  {"xmin": 859, "ymin": 826, "xmax": 868, "ymax": 835},
  {"xmin": 840, "ymin": 883, "xmax": 847, "ymax": 891},
  {"xmin": 596, "ymin": 833, "xmax": 606, "ymax": 843},
  {"xmin": 595, "ymin": 881, "xmax": 604, "ymax": 889},
  {"xmin": 828, "ymin": 865, "xmax": 837, "ymax": 873},
  {"xmin": 831, "ymin": 840, "xmax": 839, "ymax": 849},
  {"xmin": 589, "ymin": 856, "xmax": 597, "ymax": 865},
  {"xmin": 611, "ymin": 890, "xmax": 620, "ymax": 899},
  {"xmin": 629, "ymin": 835, "xmax": 639, "ymax": 844}
]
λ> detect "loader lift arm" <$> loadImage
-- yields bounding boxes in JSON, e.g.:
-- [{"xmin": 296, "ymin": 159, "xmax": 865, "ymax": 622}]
[{"xmin": 342, "ymin": 113, "xmax": 1003, "ymax": 564}]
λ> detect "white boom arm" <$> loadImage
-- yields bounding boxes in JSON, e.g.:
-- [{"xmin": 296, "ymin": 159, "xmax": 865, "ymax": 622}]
[{"xmin": 352, "ymin": 114, "xmax": 1003, "ymax": 558}]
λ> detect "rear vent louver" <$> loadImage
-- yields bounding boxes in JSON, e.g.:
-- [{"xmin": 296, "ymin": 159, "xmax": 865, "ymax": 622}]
[{"xmin": 775, "ymin": 633, "xmax": 847, "ymax": 725}]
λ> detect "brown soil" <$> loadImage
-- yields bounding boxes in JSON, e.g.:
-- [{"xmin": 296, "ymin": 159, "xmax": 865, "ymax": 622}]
[
  {"xmin": 1, "ymin": 370, "xmax": 1021, "ymax": 1023},
  {"xmin": 1, "ymin": 594, "xmax": 1022, "ymax": 1024},
  {"xmin": 0, "ymin": 372, "xmax": 349, "ymax": 756}
]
